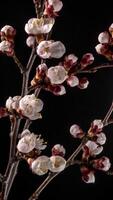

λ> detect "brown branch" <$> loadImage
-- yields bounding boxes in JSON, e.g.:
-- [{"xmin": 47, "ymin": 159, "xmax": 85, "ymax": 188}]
[
  {"xmin": 77, "ymin": 63, "xmax": 113, "ymax": 74},
  {"xmin": 103, "ymin": 101, "xmax": 113, "ymax": 125},
  {"xmin": 13, "ymin": 54, "xmax": 25, "ymax": 74}
]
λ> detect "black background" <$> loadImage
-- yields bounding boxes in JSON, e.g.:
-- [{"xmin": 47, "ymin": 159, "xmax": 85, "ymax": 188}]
[{"xmin": 0, "ymin": 0, "xmax": 113, "ymax": 200}]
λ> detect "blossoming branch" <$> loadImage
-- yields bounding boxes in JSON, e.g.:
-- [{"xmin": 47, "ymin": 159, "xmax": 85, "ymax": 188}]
[{"xmin": 0, "ymin": 0, "xmax": 113, "ymax": 200}]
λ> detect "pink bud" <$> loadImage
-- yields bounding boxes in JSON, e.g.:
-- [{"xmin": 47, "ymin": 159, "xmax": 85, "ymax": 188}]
[
  {"xmin": 98, "ymin": 32, "xmax": 110, "ymax": 44},
  {"xmin": 80, "ymin": 53, "xmax": 94, "ymax": 68},
  {"xmin": 70, "ymin": 124, "xmax": 84, "ymax": 139},
  {"xmin": 52, "ymin": 144, "xmax": 66, "ymax": 157},
  {"xmin": 78, "ymin": 77, "xmax": 89, "ymax": 89},
  {"xmin": 93, "ymin": 156, "xmax": 111, "ymax": 171}
]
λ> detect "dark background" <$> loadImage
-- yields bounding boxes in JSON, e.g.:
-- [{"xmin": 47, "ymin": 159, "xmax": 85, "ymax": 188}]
[{"xmin": 0, "ymin": 0, "xmax": 113, "ymax": 199}]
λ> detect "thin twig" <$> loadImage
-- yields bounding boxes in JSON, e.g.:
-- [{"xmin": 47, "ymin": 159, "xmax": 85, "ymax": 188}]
[
  {"xmin": 13, "ymin": 54, "xmax": 25, "ymax": 73},
  {"xmin": 4, "ymin": 161, "xmax": 19, "ymax": 200},
  {"xmin": 77, "ymin": 64, "xmax": 113, "ymax": 74},
  {"xmin": 103, "ymin": 101, "xmax": 113, "ymax": 125}
]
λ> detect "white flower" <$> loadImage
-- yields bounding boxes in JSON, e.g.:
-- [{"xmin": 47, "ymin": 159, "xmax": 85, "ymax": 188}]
[
  {"xmin": 17, "ymin": 132, "xmax": 37, "ymax": 153},
  {"xmin": 98, "ymin": 32, "xmax": 110, "ymax": 44},
  {"xmin": 31, "ymin": 156, "xmax": 50, "ymax": 175},
  {"xmin": 6, "ymin": 96, "xmax": 21, "ymax": 111},
  {"xmin": 37, "ymin": 40, "xmax": 66, "ymax": 59},
  {"xmin": 49, "ymin": 155, "xmax": 66, "ymax": 172},
  {"xmin": 47, "ymin": 65, "xmax": 67, "ymax": 84},
  {"xmin": 19, "ymin": 94, "xmax": 43, "ymax": 120},
  {"xmin": 70, "ymin": 124, "xmax": 84, "ymax": 139},
  {"xmin": 0, "ymin": 41, "xmax": 14, "ymax": 56},
  {"xmin": 52, "ymin": 144, "xmax": 66, "ymax": 156},
  {"xmin": 93, "ymin": 157, "xmax": 111, "ymax": 171},
  {"xmin": 25, "ymin": 17, "xmax": 55, "ymax": 35},
  {"xmin": 85, "ymin": 141, "xmax": 103, "ymax": 156},
  {"xmin": 17, "ymin": 129, "xmax": 47, "ymax": 153},
  {"xmin": 26, "ymin": 36, "xmax": 35, "ymax": 47},
  {"xmin": 96, "ymin": 132, "xmax": 106, "ymax": 145},
  {"xmin": 67, "ymin": 75, "xmax": 79, "ymax": 87},
  {"xmin": 47, "ymin": 0, "xmax": 63, "ymax": 12}
]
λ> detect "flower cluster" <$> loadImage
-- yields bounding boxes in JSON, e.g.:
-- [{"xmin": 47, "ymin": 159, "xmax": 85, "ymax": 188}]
[
  {"xmin": 95, "ymin": 23, "xmax": 113, "ymax": 60},
  {"xmin": 0, "ymin": 25, "xmax": 16, "ymax": 56},
  {"xmin": 30, "ymin": 53, "xmax": 94, "ymax": 96},
  {"xmin": 18, "ymin": 138, "xmax": 67, "ymax": 175},
  {"xmin": 5, "ymin": 94, "xmax": 43, "ymax": 120},
  {"xmin": 70, "ymin": 119, "xmax": 111, "ymax": 183}
]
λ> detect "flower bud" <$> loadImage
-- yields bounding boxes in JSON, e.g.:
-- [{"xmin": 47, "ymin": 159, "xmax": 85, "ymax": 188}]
[
  {"xmin": 93, "ymin": 156, "xmax": 111, "ymax": 171},
  {"xmin": 52, "ymin": 144, "xmax": 66, "ymax": 157},
  {"xmin": 70, "ymin": 124, "xmax": 84, "ymax": 139},
  {"xmin": 98, "ymin": 31, "xmax": 110, "ymax": 44}
]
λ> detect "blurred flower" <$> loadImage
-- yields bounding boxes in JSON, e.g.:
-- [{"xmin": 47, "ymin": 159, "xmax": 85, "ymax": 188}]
[
  {"xmin": 31, "ymin": 156, "xmax": 50, "ymax": 175},
  {"xmin": 19, "ymin": 94, "xmax": 43, "ymax": 120},
  {"xmin": 17, "ymin": 130, "xmax": 37, "ymax": 153},
  {"xmin": 49, "ymin": 155, "xmax": 66, "ymax": 172},
  {"xmin": 93, "ymin": 156, "xmax": 111, "ymax": 171},
  {"xmin": 17, "ymin": 129, "xmax": 46, "ymax": 154},
  {"xmin": 25, "ymin": 17, "xmax": 55, "ymax": 35},
  {"xmin": 37, "ymin": 40, "xmax": 66, "ymax": 59},
  {"xmin": 83, "ymin": 140, "xmax": 103, "ymax": 158},
  {"xmin": 6, "ymin": 96, "xmax": 21, "ymax": 112},
  {"xmin": 47, "ymin": 65, "xmax": 68, "ymax": 84}
]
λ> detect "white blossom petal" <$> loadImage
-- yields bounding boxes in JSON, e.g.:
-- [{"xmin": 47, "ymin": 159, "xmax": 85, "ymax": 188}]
[{"xmin": 31, "ymin": 156, "xmax": 50, "ymax": 175}]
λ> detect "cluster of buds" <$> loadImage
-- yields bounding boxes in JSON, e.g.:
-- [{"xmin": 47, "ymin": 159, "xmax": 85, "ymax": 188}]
[
  {"xmin": 26, "ymin": 143, "xmax": 66, "ymax": 175},
  {"xmin": 0, "ymin": 25, "xmax": 16, "ymax": 56},
  {"xmin": 95, "ymin": 23, "xmax": 113, "ymax": 60},
  {"xmin": 5, "ymin": 94, "xmax": 43, "ymax": 120},
  {"xmin": 30, "ymin": 53, "xmax": 94, "ymax": 96},
  {"xmin": 44, "ymin": 0, "xmax": 63, "ymax": 17},
  {"xmin": 69, "ymin": 119, "xmax": 111, "ymax": 183}
]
